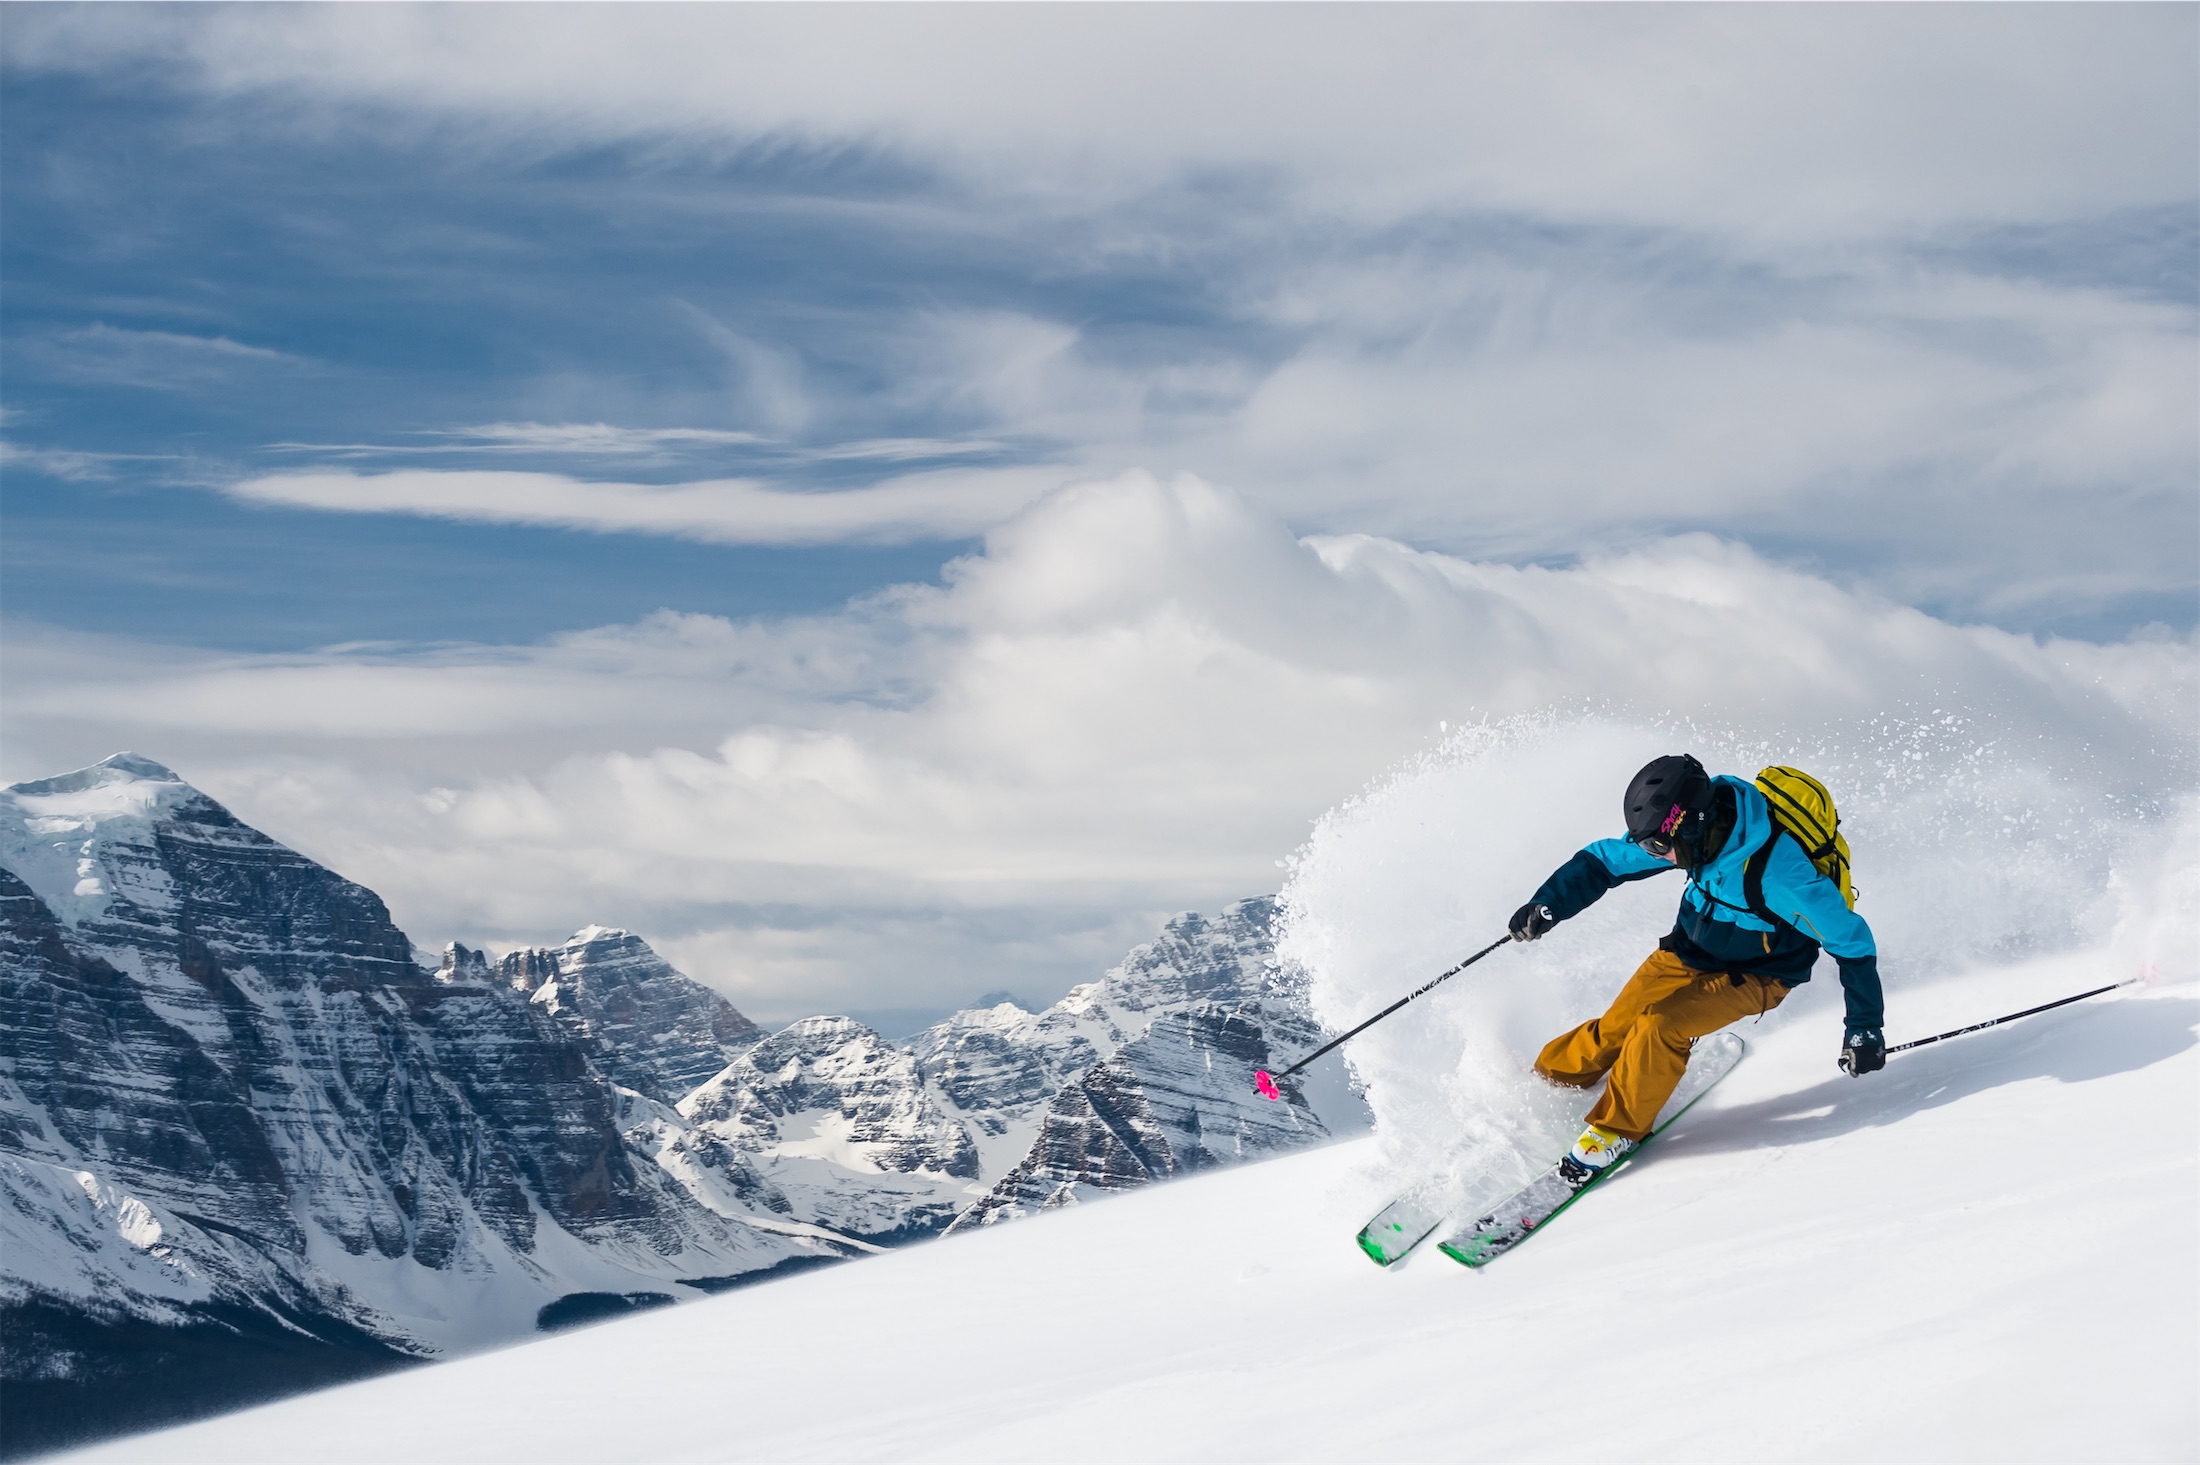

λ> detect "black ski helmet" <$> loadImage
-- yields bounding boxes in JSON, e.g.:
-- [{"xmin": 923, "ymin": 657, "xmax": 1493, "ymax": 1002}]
[{"xmin": 1624, "ymin": 754, "xmax": 1713, "ymax": 856}]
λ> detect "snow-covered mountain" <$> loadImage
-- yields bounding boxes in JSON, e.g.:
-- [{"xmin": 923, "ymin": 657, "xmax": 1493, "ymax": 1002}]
[
  {"xmin": 0, "ymin": 755, "xmax": 1356, "ymax": 1457},
  {"xmin": 622, "ymin": 898, "xmax": 1359, "ymax": 1249},
  {"xmin": 945, "ymin": 906, "xmax": 1341, "ymax": 1231},
  {"xmin": 449, "ymin": 925, "xmax": 762, "ymax": 1104},
  {"xmin": 0, "ymin": 757, "xmax": 829, "ymax": 1454}
]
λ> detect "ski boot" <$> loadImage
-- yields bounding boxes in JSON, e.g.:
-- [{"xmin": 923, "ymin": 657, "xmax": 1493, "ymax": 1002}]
[{"xmin": 1556, "ymin": 1122, "xmax": 1636, "ymax": 1188}]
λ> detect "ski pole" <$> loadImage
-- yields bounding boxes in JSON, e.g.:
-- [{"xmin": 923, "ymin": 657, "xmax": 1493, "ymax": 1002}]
[
  {"xmin": 1254, "ymin": 934, "xmax": 1512, "ymax": 1101},
  {"xmin": 1888, "ymin": 976, "xmax": 2144, "ymax": 1056}
]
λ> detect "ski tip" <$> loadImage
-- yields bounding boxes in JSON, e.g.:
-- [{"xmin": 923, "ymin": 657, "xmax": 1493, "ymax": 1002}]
[{"xmin": 1253, "ymin": 1070, "xmax": 1281, "ymax": 1102}]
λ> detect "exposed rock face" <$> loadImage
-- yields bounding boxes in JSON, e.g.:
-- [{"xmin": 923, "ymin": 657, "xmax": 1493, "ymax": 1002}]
[
  {"xmin": 941, "ymin": 901, "xmax": 1347, "ymax": 1233},
  {"xmin": 0, "ymin": 756, "xmax": 1364, "ymax": 1455},
  {"xmin": 0, "ymin": 757, "xmax": 834, "ymax": 1456},
  {"xmin": 633, "ymin": 902, "xmax": 1365, "ymax": 1248},
  {"xmin": 483, "ymin": 926, "xmax": 760, "ymax": 1104}
]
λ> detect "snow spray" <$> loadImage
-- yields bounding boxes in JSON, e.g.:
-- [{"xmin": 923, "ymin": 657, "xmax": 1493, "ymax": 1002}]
[
  {"xmin": 1272, "ymin": 709, "xmax": 2196, "ymax": 1215},
  {"xmin": 1253, "ymin": 934, "xmax": 1512, "ymax": 1101}
]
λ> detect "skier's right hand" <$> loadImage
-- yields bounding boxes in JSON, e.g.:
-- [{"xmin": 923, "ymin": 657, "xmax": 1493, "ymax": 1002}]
[{"xmin": 1509, "ymin": 903, "xmax": 1557, "ymax": 942}]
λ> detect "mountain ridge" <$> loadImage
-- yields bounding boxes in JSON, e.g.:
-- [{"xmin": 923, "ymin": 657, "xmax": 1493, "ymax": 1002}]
[{"xmin": 0, "ymin": 753, "xmax": 1359, "ymax": 1458}]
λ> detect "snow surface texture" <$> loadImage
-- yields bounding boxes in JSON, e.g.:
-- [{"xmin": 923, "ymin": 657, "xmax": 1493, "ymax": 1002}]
[
  {"xmin": 1274, "ymin": 712, "xmax": 2198, "ymax": 1220},
  {"xmin": 76, "ymin": 957, "xmax": 2196, "ymax": 1464}
]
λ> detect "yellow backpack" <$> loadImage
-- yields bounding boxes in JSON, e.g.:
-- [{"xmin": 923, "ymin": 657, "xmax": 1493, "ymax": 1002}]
[{"xmin": 1745, "ymin": 765, "xmax": 1858, "ymax": 913}]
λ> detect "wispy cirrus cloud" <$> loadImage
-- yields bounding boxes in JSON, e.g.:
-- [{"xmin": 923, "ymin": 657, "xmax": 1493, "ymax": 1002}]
[
  {"xmin": 437, "ymin": 422, "xmax": 766, "ymax": 456},
  {"xmin": 264, "ymin": 422, "xmax": 1007, "ymax": 464},
  {"xmin": 0, "ymin": 439, "xmax": 176, "ymax": 482},
  {"xmin": 265, "ymin": 422, "xmax": 766, "ymax": 459},
  {"xmin": 221, "ymin": 464, "xmax": 1069, "ymax": 545},
  {"xmin": 25, "ymin": 323, "xmax": 307, "ymax": 391}
]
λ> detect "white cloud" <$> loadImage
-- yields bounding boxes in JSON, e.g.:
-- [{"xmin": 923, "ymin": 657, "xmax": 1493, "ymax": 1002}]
[
  {"xmin": 0, "ymin": 440, "xmax": 173, "ymax": 482},
  {"xmin": 8, "ymin": 474, "xmax": 2189, "ymax": 1020},
  {"xmin": 221, "ymin": 463, "xmax": 1070, "ymax": 546},
  {"xmin": 810, "ymin": 439, "xmax": 1009, "ymax": 464},
  {"xmin": 677, "ymin": 305, "xmax": 815, "ymax": 438},
  {"xmin": 863, "ymin": 262, "xmax": 2198, "ymax": 625},
  {"xmin": 16, "ymin": 12, "xmax": 2183, "ymax": 628},
  {"xmin": 266, "ymin": 423, "xmax": 768, "ymax": 457},
  {"xmin": 222, "ymin": 253, "xmax": 2196, "ymax": 627},
  {"xmin": 261, "ymin": 424, "xmax": 1011, "ymax": 470},
  {"xmin": 26, "ymin": 324, "xmax": 306, "ymax": 391},
  {"xmin": 5, "ymin": 2, "xmax": 2188, "ymax": 1031},
  {"xmin": 1224, "ymin": 259, "xmax": 2198, "ymax": 526},
  {"xmin": 8, "ymin": 7, "xmax": 2191, "ymax": 238}
]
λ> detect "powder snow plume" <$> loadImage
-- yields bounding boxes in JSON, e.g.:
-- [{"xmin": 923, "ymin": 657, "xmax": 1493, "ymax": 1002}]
[{"xmin": 1273, "ymin": 710, "xmax": 2197, "ymax": 1211}]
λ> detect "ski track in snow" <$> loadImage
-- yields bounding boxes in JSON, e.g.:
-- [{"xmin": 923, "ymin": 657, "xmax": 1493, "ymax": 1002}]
[{"xmin": 68, "ymin": 962, "xmax": 2197, "ymax": 1465}]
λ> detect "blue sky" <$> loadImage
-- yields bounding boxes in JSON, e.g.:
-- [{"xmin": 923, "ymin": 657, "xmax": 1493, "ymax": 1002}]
[
  {"xmin": 10, "ymin": 17, "xmax": 2196, "ymax": 650},
  {"xmin": 3, "ymin": 6, "xmax": 2194, "ymax": 1025},
  {"xmin": 3, "ymin": 70, "xmax": 1013, "ymax": 644}
]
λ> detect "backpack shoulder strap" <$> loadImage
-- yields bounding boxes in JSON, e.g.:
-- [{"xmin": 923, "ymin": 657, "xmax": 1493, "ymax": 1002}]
[{"xmin": 1741, "ymin": 831, "xmax": 1787, "ymax": 931}]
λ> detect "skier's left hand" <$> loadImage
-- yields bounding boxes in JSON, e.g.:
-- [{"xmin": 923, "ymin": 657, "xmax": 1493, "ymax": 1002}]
[
  {"xmin": 1509, "ymin": 903, "xmax": 1558, "ymax": 942},
  {"xmin": 1838, "ymin": 1027, "xmax": 1885, "ymax": 1076}
]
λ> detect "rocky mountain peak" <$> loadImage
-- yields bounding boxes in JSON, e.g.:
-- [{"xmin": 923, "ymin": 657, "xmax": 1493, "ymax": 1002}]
[
  {"xmin": 9, "ymin": 751, "xmax": 183, "ymax": 794},
  {"xmin": 437, "ymin": 942, "xmax": 493, "ymax": 982},
  {"xmin": 0, "ymin": 754, "xmax": 216, "ymax": 929},
  {"xmin": 491, "ymin": 926, "xmax": 760, "ymax": 1104},
  {"xmin": 642, "ymin": 1009, "xmax": 982, "ymax": 1245}
]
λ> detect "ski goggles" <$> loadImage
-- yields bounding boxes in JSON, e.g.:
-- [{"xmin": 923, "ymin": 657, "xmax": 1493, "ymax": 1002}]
[{"xmin": 1632, "ymin": 801, "xmax": 1692, "ymax": 858}]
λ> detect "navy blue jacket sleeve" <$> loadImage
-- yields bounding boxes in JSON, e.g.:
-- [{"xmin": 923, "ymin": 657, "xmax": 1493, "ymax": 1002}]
[
  {"xmin": 1756, "ymin": 836, "xmax": 1885, "ymax": 1030},
  {"xmin": 1532, "ymin": 837, "xmax": 1673, "ymax": 922}
]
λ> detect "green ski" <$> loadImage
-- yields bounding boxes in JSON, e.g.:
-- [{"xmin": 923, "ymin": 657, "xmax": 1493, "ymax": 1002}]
[
  {"xmin": 1437, "ymin": 1030, "xmax": 1746, "ymax": 1268},
  {"xmin": 1354, "ymin": 1029, "xmax": 1746, "ymax": 1268}
]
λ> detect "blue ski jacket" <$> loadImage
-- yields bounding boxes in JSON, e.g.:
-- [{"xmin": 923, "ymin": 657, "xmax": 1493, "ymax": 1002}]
[{"xmin": 1530, "ymin": 774, "xmax": 1884, "ymax": 1030}]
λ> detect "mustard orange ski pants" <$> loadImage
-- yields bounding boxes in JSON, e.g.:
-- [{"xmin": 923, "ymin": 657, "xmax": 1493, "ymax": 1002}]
[{"xmin": 1535, "ymin": 948, "xmax": 1788, "ymax": 1140}]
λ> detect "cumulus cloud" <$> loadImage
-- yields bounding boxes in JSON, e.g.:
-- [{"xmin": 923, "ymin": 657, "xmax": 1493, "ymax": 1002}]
[{"xmin": 8, "ymin": 474, "xmax": 2189, "ymax": 1021}]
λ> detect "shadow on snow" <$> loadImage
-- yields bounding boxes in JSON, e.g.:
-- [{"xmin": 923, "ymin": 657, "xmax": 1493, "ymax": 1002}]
[{"xmin": 1665, "ymin": 995, "xmax": 2197, "ymax": 1160}]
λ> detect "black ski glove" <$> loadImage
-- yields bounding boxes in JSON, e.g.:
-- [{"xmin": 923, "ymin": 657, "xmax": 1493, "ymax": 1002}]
[
  {"xmin": 1839, "ymin": 1027, "xmax": 1886, "ymax": 1076},
  {"xmin": 1509, "ymin": 902, "xmax": 1558, "ymax": 943}
]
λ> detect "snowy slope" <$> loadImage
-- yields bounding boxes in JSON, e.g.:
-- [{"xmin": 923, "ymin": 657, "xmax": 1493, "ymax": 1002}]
[{"xmin": 75, "ymin": 955, "xmax": 2195, "ymax": 1464}]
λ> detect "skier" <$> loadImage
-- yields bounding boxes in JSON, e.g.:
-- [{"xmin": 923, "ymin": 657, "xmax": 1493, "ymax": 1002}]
[{"xmin": 1508, "ymin": 754, "xmax": 1884, "ymax": 1184}]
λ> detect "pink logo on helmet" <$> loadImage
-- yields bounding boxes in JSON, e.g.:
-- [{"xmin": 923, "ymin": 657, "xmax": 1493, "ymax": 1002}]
[{"xmin": 1659, "ymin": 802, "xmax": 1687, "ymax": 836}]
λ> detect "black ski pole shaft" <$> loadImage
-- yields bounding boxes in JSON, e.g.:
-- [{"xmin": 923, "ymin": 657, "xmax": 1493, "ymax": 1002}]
[
  {"xmin": 1257, "ymin": 934, "xmax": 1511, "ymax": 1094},
  {"xmin": 1887, "ymin": 977, "xmax": 2143, "ymax": 1056}
]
